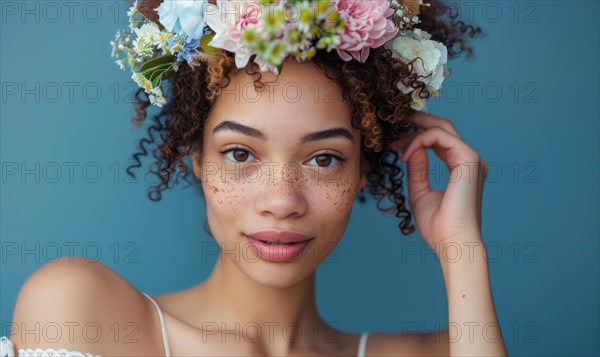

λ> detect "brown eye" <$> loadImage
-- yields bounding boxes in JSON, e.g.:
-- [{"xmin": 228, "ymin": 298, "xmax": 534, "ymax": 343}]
[
  {"xmin": 232, "ymin": 149, "xmax": 249, "ymax": 162},
  {"xmin": 315, "ymin": 155, "xmax": 332, "ymax": 167},
  {"xmin": 309, "ymin": 153, "xmax": 345, "ymax": 169},
  {"xmin": 223, "ymin": 148, "xmax": 254, "ymax": 163}
]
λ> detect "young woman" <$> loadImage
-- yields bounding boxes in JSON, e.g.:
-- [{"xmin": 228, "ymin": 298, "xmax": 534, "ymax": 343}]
[{"xmin": 2, "ymin": 0, "xmax": 507, "ymax": 356}]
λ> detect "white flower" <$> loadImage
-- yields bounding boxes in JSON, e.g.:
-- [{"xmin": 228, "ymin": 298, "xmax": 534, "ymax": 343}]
[
  {"xmin": 132, "ymin": 37, "xmax": 154, "ymax": 59},
  {"xmin": 131, "ymin": 72, "xmax": 144, "ymax": 87},
  {"xmin": 392, "ymin": 29, "xmax": 448, "ymax": 92},
  {"xmin": 167, "ymin": 35, "xmax": 185, "ymax": 54},
  {"xmin": 157, "ymin": 31, "xmax": 174, "ymax": 51},
  {"xmin": 149, "ymin": 87, "xmax": 167, "ymax": 107},
  {"xmin": 410, "ymin": 28, "xmax": 429, "ymax": 41},
  {"xmin": 134, "ymin": 24, "xmax": 161, "ymax": 43},
  {"xmin": 115, "ymin": 59, "xmax": 126, "ymax": 70},
  {"xmin": 132, "ymin": 24, "xmax": 164, "ymax": 59},
  {"xmin": 128, "ymin": 56, "xmax": 140, "ymax": 70},
  {"xmin": 127, "ymin": 1, "xmax": 138, "ymax": 17}
]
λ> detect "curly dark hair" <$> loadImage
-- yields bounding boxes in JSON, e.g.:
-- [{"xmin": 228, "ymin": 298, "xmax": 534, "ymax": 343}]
[{"xmin": 127, "ymin": 0, "xmax": 484, "ymax": 236}]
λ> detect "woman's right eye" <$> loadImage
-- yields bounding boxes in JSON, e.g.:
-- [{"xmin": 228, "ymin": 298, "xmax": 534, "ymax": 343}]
[{"xmin": 222, "ymin": 148, "xmax": 255, "ymax": 163}]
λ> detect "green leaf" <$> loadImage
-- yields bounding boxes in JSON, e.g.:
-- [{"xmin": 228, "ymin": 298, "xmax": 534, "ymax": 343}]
[
  {"xmin": 139, "ymin": 55, "xmax": 176, "ymax": 73},
  {"xmin": 140, "ymin": 63, "xmax": 173, "ymax": 78},
  {"xmin": 200, "ymin": 33, "xmax": 221, "ymax": 55},
  {"xmin": 149, "ymin": 65, "xmax": 178, "ymax": 86},
  {"xmin": 151, "ymin": 74, "xmax": 162, "ymax": 87},
  {"xmin": 161, "ymin": 69, "xmax": 177, "ymax": 80}
]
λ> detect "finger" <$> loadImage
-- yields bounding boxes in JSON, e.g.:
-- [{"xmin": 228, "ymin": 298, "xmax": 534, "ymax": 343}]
[
  {"xmin": 412, "ymin": 112, "xmax": 461, "ymax": 139},
  {"xmin": 400, "ymin": 127, "xmax": 482, "ymax": 215},
  {"xmin": 390, "ymin": 130, "xmax": 419, "ymax": 152},
  {"xmin": 404, "ymin": 147, "xmax": 431, "ymax": 207},
  {"xmin": 400, "ymin": 127, "xmax": 477, "ymax": 166},
  {"xmin": 473, "ymin": 157, "xmax": 488, "ymax": 229},
  {"xmin": 390, "ymin": 115, "xmax": 460, "ymax": 153},
  {"xmin": 476, "ymin": 158, "xmax": 488, "ymax": 229}
]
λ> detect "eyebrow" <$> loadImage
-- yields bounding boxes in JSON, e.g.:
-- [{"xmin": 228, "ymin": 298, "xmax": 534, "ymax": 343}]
[
  {"xmin": 300, "ymin": 127, "xmax": 354, "ymax": 144},
  {"xmin": 213, "ymin": 120, "xmax": 266, "ymax": 141},
  {"xmin": 212, "ymin": 120, "xmax": 354, "ymax": 144}
]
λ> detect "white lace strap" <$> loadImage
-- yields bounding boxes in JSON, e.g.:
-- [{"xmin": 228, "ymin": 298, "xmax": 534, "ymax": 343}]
[
  {"xmin": 141, "ymin": 292, "xmax": 171, "ymax": 357},
  {"xmin": 357, "ymin": 332, "xmax": 369, "ymax": 357},
  {"xmin": 1, "ymin": 336, "xmax": 15, "ymax": 357},
  {"xmin": 17, "ymin": 348, "xmax": 101, "ymax": 357},
  {"xmin": 2, "ymin": 335, "xmax": 101, "ymax": 357}
]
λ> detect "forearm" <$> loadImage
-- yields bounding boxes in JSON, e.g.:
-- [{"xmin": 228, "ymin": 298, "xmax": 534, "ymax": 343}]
[{"xmin": 439, "ymin": 238, "xmax": 508, "ymax": 356}]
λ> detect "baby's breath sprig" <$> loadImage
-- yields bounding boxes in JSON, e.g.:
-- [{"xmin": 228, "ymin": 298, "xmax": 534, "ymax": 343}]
[
  {"xmin": 110, "ymin": 1, "xmax": 186, "ymax": 107},
  {"xmin": 390, "ymin": 0, "xmax": 430, "ymax": 32}
]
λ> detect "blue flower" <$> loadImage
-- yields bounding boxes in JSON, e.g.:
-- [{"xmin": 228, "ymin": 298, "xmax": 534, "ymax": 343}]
[
  {"xmin": 177, "ymin": 37, "xmax": 200, "ymax": 64},
  {"xmin": 155, "ymin": 0, "xmax": 182, "ymax": 34},
  {"xmin": 156, "ymin": 0, "xmax": 210, "ymax": 40}
]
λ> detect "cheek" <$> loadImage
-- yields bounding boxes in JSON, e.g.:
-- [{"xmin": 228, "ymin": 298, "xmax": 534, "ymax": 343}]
[
  {"xmin": 306, "ymin": 165, "xmax": 361, "ymax": 215},
  {"xmin": 201, "ymin": 160, "xmax": 249, "ymax": 217}
]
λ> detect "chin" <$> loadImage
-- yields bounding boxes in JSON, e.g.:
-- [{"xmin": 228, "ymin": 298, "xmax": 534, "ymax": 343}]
[{"xmin": 235, "ymin": 254, "xmax": 319, "ymax": 289}]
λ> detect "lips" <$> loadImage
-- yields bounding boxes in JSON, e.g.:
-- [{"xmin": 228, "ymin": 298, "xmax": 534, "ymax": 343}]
[
  {"xmin": 243, "ymin": 229, "xmax": 314, "ymax": 262},
  {"xmin": 244, "ymin": 229, "xmax": 312, "ymax": 244}
]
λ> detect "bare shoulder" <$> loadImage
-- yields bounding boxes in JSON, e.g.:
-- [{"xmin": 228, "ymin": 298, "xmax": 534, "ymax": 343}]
[
  {"xmin": 11, "ymin": 257, "xmax": 165, "ymax": 356},
  {"xmin": 365, "ymin": 330, "xmax": 449, "ymax": 356}
]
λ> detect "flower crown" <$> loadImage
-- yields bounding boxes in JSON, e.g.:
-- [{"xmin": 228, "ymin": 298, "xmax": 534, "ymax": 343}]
[{"xmin": 110, "ymin": 0, "xmax": 448, "ymax": 110}]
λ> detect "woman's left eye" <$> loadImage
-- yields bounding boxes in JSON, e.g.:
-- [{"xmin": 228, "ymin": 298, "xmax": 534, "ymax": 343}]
[{"xmin": 307, "ymin": 154, "xmax": 344, "ymax": 168}]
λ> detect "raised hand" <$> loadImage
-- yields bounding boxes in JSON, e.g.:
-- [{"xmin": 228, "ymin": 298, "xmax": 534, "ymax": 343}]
[{"xmin": 397, "ymin": 112, "xmax": 489, "ymax": 250}]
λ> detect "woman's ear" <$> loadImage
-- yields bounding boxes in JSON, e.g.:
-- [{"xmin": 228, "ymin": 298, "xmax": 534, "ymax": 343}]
[
  {"xmin": 191, "ymin": 150, "xmax": 204, "ymax": 182},
  {"xmin": 359, "ymin": 154, "xmax": 370, "ymax": 191},
  {"xmin": 359, "ymin": 174, "xmax": 368, "ymax": 192}
]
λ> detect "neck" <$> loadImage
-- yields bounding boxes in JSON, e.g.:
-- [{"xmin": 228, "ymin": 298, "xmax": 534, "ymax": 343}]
[
  {"xmin": 197, "ymin": 253, "xmax": 334, "ymax": 355},
  {"xmin": 207, "ymin": 255, "xmax": 320, "ymax": 324}
]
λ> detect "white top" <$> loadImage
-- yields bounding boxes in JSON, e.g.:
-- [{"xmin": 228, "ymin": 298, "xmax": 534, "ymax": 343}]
[
  {"xmin": 357, "ymin": 331, "xmax": 370, "ymax": 357},
  {"xmin": 141, "ymin": 292, "xmax": 171, "ymax": 357},
  {"xmin": 1, "ymin": 292, "xmax": 370, "ymax": 357}
]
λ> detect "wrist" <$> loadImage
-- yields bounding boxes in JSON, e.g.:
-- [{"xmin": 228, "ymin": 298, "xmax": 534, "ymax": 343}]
[
  {"xmin": 439, "ymin": 242, "xmax": 491, "ymax": 292},
  {"xmin": 434, "ymin": 238, "xmax": 488, "ymax": 269}
]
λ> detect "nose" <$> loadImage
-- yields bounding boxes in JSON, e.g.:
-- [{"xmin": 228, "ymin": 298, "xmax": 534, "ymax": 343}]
[{"xmin": 255, "ymin": 164, "xmax": 308, "ymax": 220}]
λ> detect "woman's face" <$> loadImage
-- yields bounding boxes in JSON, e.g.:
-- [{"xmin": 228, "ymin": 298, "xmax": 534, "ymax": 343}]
[{"xmin": 192, "ymin": 61, "xmax": 367, "ymax": 287}]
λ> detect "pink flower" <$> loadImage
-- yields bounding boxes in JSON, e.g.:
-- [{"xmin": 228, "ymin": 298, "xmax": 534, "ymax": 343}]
[
  {"xmin": 336, "ymin": 0, "xmax": 398, "ymax": 63},
  {"xmin": 206, "ymin": 0, "xmax": 262, "ymax": 68}
]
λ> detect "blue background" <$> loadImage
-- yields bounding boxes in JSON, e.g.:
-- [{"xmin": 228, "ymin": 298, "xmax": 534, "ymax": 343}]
[{"xmin": 1, "ymin": 1, "xmax": 598, "ymax": 356}]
